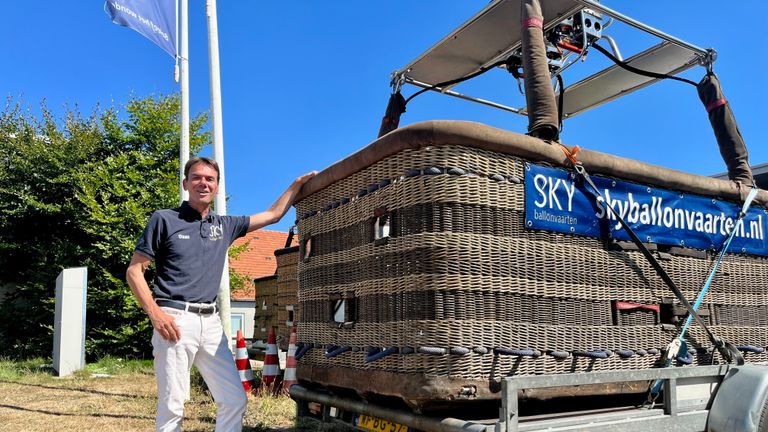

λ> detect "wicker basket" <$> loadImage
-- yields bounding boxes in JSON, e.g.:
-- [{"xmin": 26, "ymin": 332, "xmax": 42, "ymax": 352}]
[
  {"xmin": 253, "ymin": 274, "xmax": 278, "ymax": 343},
  {"xmin": 276, "ymin": 246, "xmax": 300, "ymax": 351},
  {"xmin": 292, "ymin": 121, "xmax": 768, "ymax": 407}
]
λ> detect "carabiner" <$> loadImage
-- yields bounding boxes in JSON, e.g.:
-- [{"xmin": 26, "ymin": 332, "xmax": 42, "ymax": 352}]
[{"xmin": 390, "ymin": 71, "xmax": 407, "ymax": 94}]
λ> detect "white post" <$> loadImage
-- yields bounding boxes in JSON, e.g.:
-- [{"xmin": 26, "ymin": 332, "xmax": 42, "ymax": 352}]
[
  {"xmin": 53, "ymin": 267, "xmax": 88, "ymax": 377},
  {"xmin": 206, "ymin": 0, "xmax": 232, "ymax": 344},
  {"xmin": 179, "ymin": 0, "xmax": 190, "ymax": 202}
]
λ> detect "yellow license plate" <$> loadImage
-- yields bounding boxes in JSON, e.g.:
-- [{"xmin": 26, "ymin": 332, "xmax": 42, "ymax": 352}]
[{"xmin": 356, "ymin": 414, "xmax": 409, "ymax": 432}]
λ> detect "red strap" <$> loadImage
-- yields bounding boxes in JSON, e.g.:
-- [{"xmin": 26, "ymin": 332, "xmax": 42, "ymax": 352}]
[
  {"xmin": 521, "ymin": 18, "xmax": 543, "ymax": 29},
  {"xmin": 615, "ymin": 301, "xmax": 660, "ymax": 314},
  {"xmin": 705, "ymin": 98, "xmax": 727, "ymax": 113}
]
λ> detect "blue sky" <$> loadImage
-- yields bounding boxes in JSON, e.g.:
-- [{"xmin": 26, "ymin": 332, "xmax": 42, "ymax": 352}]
[{"xmin": 3, "ymin": 1, "xmax": 765, "ymax": 232}]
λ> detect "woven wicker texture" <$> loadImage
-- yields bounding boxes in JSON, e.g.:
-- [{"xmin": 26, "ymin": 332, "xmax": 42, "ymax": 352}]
[
  {"xmin": 253, "ymin": 277, "xmax": 278, "ymax": 341},
  {"xmin": 276, "ymin": 248, "xmax": 300, "ymax": 350},
  {"xmin": 293, "ymin": 143, "xmax": 768, "ymax": 401}
]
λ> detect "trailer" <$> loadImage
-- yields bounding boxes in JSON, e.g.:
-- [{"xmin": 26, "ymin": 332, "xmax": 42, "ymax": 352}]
[
  {"xmin": 292, "ymin": 364, "xmax": 768, "ymax": 431},
  {"xmin": 289, "ymin": 1, "xmax": 768, "ymax": 430}
]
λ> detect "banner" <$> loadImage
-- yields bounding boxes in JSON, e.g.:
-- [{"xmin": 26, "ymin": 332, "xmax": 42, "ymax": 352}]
[
  {"xmin": 105, "ymin": 0, "xmax": 176, "ymax": 58},
  {"xmin": 524, "ymin": 163, "xmax": 767, "ymax": 256}
]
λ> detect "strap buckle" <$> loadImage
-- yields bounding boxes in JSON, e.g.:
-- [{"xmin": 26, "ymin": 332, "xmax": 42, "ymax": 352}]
[
  {"xmin": 664, "ymin": 339, "xmax": 682, "ymax": 362},
  {"xmin": 574, "ymin": 163, "xmax": 586, "ymax": 176}
]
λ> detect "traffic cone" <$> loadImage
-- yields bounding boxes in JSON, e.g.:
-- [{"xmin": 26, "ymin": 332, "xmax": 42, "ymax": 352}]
[
  {"xmin": 283, "ymin": 327, "xmax": 298, "ymax": 393},
  {"xmin": 261, "ymin": 326, "xmax": 280, "ymax": 393},
  {"xmin": 235, "ymin": 330, "xmax": 256, "ymax": 395}
]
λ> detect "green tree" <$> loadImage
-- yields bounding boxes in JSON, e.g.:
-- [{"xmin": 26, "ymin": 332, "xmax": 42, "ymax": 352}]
[{"xmin": 0, "ymin": 95, "xmax": 209, "ymax": 359}]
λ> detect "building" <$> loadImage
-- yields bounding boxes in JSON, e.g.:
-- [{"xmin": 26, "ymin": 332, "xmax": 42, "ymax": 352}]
[
  {"xmin": 752, "ymin": 163, "xmax": 768, "ymax": 189},
  {"xmin": 228, "ymin": 229, "xmax": 296, "ymax": 340},
  {"xmin": 712, "ymin": 163, "xmax": 768, "ymax": 189}
]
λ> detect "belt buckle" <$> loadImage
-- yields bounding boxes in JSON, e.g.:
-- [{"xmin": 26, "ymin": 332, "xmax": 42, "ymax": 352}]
[{"xmin": 196, "ymin": 304, "xmax": 215, "ymax": 314}]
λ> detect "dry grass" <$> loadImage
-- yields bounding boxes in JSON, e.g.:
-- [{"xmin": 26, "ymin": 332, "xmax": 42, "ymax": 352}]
[{"xmin": 0, "ymin": 358, "xmax": 323, "ymax": 432}]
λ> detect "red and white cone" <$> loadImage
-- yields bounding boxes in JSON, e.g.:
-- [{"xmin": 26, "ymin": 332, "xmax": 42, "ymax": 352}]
[
  {"xmin": 262, "ymin": 326, "xmax": 280, "ymax": 392},
  {"xmin": 235, "ymin": 329, "xmax": 256, "ymax": 395},
  {"xmin": 283, "ymin": 327, "xmax": 298, "ymax": 393}
]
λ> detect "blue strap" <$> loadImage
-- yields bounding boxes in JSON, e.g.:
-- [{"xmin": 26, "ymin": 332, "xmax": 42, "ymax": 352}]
[
  {"xmin": 325, "ymin": 346, "xmax": 351, "ymax": 358},
  {"xmin": 679, "ymin": 187, "xmax": 759, "ymax": 338},
  {"xmin": 295, "ymin": 343, "xmax": 312, "ymax": 361},
  {"xmin": 676, "ymin": 351, "xmax": 694, "ymax": 365},
  {"xmin": 365, "ymin": 347, "xmax": 398, "ymax": 362},
  {"xmin": 652, "ymin": 188, "xmax": 758, "ymax": 395},
  {"xmin": 737, "ymin": 345, "xmax": 765, "ymax": 354}
]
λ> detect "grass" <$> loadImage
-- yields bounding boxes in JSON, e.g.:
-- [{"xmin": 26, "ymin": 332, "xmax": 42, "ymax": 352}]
[
  {"xmin": 81, "ymin": 356, "xmax": 154, "ymax": 376},
  {"xmin": 0, "ymin": 357, "xmax": 318, "ymax": 431},
  {"xmin": 0, "ymin": 357, "xmax": 49, "ymax": 378},
  {"xmin": 244, "ymin": 394, "xmax": 300, "ymax": 431}
]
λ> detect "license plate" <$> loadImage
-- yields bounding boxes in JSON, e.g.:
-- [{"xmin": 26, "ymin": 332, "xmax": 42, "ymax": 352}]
[{"xmin": 355, "ymin": 414, "xmax": 409, "ymax": 432}]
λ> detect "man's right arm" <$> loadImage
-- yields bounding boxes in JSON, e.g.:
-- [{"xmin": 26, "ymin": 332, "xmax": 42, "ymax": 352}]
[
  {"xmin": 247, "ymin": 171, "xmax": 317, "ymax": 232},
  {"xmin": 126, "ymin": 252, "xmax": 181, "ymax": 343}
]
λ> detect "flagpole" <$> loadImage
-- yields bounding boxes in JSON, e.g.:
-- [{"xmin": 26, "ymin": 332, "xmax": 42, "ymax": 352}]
[
  {"xmin": 179, "ymin": 0, "xmax": 190, "ymax": 203},
  {"xmin": 206, "ymin": 0, "xmax": 232, "ymax": 344},
  {"xmin": 104, "ymin": 0, "xmax": 184, "ymax": 196}
]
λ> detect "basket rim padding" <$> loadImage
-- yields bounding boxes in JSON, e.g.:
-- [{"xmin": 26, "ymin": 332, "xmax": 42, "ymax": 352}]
[{"xmin": 293, "ymin": 120, "xmax": 766, "ymax": 207}]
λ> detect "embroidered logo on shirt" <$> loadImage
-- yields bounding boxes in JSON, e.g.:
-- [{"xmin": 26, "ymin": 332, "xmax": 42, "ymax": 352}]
[
  {"xmin": 178, "ymin": 234, "xmax": 190, "ymax": 239},
  {"xmin": 209, "ymin": 224, "xmax": 223, "ymax": 241}
]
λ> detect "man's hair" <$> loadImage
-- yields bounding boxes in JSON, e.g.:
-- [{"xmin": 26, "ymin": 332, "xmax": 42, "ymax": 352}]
[{"xmin": 184, "ymin": 157, "xmax": 220, "ymax": 181}]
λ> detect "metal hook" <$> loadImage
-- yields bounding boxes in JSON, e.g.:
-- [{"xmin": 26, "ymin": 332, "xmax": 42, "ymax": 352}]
[
  {"xmin": 702, "ymin": 48, "xmax": 717, "ymax": 75},
  {"xmin": 389, "ymin": 70, "xmax": 407, "ymax": 94},
  {"xmin": 643, "ymin": 389, "xmax": 661, "ymax": 410},
  {"xmin": 515, "ymin": 76, "xmax": 524, "ymax": 95}
]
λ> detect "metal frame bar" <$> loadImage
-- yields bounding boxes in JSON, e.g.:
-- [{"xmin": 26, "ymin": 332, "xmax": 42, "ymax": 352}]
[
  {"xmin": 601, "ymin": 35, "xmax": 623, "ymax": 61},
  {"xmin": 499, "ymin": 365, "xmax": 730, "ymax": 432},
  {"xmin": 395, "ymin": 0, "xmax": 584, "ymax": 89},
  {"xmin": 574, "ymin": 0, "xmax": 709, "ymax": 57},
  {"xmin": 512, "ymin": 411, "xmax": 709, "ymax": 432},
  {"xmin": 400, "ymin": 0, "xmax": 710, "ymax": 118},
  {"xmin": 504, "ymin": 365, "xmax": 729, "ymax": 388},
  {"xmin": 664, "ymin": 378, "xmax": 679, "ymax": 416},
  {"xmin": 293, "ymin": 366, "xmax": 728, "ymax": 432},
  {"xmin": 461, "ymin": 2, "xmax": 586, "ymax": 90},
  {"xmin": 405, "ymin": 77, "xmax": 525, "ymax": 115},
  {"xmin": 291, "ymin": 385, "xmax": 492, "ymax": 432}
]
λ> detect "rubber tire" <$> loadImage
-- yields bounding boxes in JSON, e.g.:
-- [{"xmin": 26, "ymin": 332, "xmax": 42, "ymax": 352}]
[{"xmin": 759, "ymin": 393, "xmax": 768, "ymax": 432}]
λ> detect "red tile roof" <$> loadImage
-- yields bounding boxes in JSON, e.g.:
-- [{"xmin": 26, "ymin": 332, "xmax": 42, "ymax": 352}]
[{"xmin": 229, "ymin": 229, "xmax": 297, "ymax": 301}]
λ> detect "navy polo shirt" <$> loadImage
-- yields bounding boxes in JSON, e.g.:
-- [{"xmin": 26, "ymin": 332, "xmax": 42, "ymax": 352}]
[{"xmin": 134, "ymin": 201, "xmax": 250, "ymax": 303}]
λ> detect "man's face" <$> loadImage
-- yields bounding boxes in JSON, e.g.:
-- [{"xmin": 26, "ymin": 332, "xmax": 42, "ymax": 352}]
[{"xmin": 183, "ymin": 162, "xmax": 219, "ymax": 207}]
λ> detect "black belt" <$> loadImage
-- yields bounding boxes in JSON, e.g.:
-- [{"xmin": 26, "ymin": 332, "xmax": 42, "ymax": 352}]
[{"xmin": 156, "ymin": 299, "xmax": 217, "ymax": 315}]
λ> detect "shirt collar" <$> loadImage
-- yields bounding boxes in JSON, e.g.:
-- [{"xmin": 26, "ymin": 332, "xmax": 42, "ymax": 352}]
[{"xmin": 179, "ymin": 201, "xmax": 216, "ymax": 222}]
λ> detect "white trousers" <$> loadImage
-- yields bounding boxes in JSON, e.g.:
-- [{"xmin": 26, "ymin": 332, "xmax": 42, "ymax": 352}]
[{"xmin": 152, "ymin": 306, "xmax": 247, "ymax": 432}]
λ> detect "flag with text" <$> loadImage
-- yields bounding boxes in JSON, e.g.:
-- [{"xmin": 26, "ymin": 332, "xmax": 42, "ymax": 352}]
[{"xmin": 105, "ymin": 0, "xmax": 176, "ymax": 58}]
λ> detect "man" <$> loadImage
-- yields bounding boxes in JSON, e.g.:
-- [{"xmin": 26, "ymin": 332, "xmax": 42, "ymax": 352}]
[{"xmin": 126, "ymin": 156, "xmax": 316, "ymax": 431}]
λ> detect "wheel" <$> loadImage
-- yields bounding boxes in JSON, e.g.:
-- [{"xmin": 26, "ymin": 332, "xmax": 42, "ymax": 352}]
[{"xmin": 758, "ymin": 393, "xmax": 768, "ymax": 432}]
